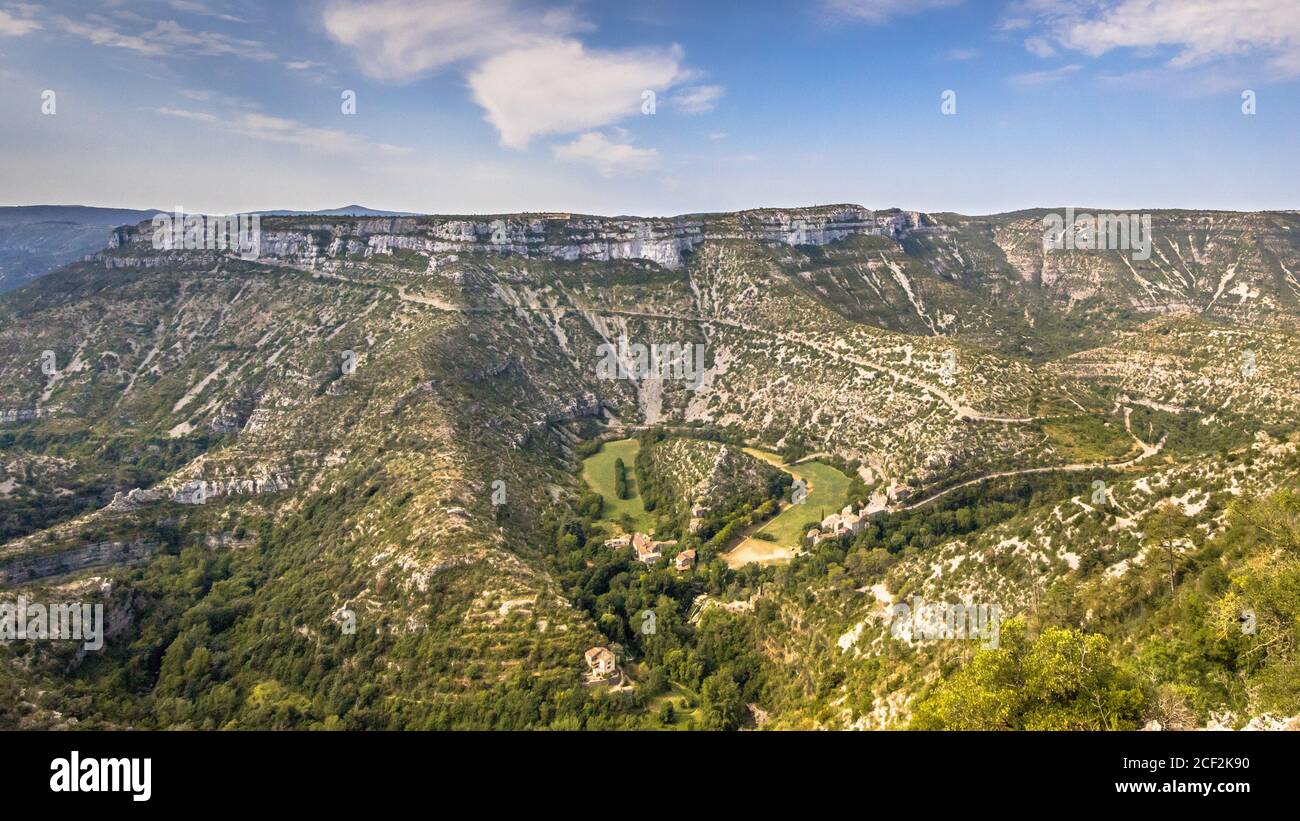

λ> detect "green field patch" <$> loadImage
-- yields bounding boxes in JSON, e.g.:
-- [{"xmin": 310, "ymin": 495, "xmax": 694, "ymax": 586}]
[
  {"xmin": 724, "ymin": 449, "xmax": 851, "ymax": 565},
  {"xmin": 581, "ymin": 438, "xmax": 654, "ymax": 533}
]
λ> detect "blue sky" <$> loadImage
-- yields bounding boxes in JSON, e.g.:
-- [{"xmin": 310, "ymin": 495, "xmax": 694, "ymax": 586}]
[{"xmin": 1, "ymin": 0, "xmax": 1297, "ymax": 215}]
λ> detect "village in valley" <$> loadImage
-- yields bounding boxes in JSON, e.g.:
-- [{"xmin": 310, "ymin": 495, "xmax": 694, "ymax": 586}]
[{"xmin": 579, "ymin": 436, "xmax": 916, "ymax": 698}]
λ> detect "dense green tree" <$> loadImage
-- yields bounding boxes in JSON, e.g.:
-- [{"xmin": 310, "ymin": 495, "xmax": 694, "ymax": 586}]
[
  {"xmin": 911, "ymin": 618, "xmax": 1145, "ymax": 730},
  {"xmin": 613, "ymin": 458, "xmax": 629, "ymax": 500},
  {"xmin": 700, "ymin": 670, "xmax": 745, "ymax": 730}
]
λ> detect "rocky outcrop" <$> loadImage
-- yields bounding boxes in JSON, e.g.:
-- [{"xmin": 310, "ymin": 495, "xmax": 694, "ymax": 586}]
[
  {"xmin": 0, "ymin": 540, "xmax": 153, "ymax": 586},
  {"xmin": 209, "ymin": 397, "xmax": 258, "ymax": 434},
  {"xmin": 513, "ymin": 392, "xmax": 611, "ymax": 447},
  {"xmin": 105, "ymin": 487, "xmax": 163, "ymax": 511},
  {"xmin": 104, "ymin": 472, "xmax": 291, "ymax": 511},
  {"xmin": 194, "ymin": 474, "xmax": 292, "ymax": 498}
]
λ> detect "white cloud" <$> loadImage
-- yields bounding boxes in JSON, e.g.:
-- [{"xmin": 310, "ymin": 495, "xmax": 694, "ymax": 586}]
[
  {"xmin": 1024, "ymin": 36, "xmax": 1055, "ymax": 58},
  {"xmin": 1014, "ymin": 0, "xmax": 1300, "ymax": 79},
  {"xmin": 321, "ymin": 0, "xmax": 584, "ymax": 82},
  {"xmin": 0, "ymin": 9, "xmax": 40, "ymax": 36},
  {"xmin": 552, "ymin": 130, "xmax": 658, "ymax": 177},
  {"xmin": 672, "ymin": 84, "xmax": 724, "ymax": 113},
  {"xmin": 469, "ymin": 39, "xmax": 686, "ymax": 148},
  {"xmin": 825, "ymin": 0, "xmax": 962, "ymax": 24},
  {"xmin": 945, "ymin": 47, "xmax": 979, "ymax": 60},
  {"xmin": 1009, "ymin": 63, "xmax": 1081, "ymax": 86},
  {"xmin": 324, "ymin": 0, "xmax": 695, "ymax": 150}
]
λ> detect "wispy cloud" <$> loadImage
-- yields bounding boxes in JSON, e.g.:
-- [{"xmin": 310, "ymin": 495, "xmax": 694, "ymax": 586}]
[
  {"xmin": 1009, "ymin": 63, "xmax": 1081, "ymax": 86},
  {"xmin": 0, "ymin": 8, "xmax": 41, "ymax": 37},
  {"xmin": 672, "ymin": 84, "xmax": 724, "ymax": 113},
  {"xmin": 1011, "ymin": 0, "xmax": 1300, "ymax": 80},
  {"xmin": 156, "ymin": 106, "xmax": 410, "ymax": 155},
  {"xmin": 3, "ymin": 4, "xmax": 271, "ymax": 57},
  {"xmin": 155, "ymin": 106, "xmax": 219, "ymax": 122},
  {"xmin": 1024, "ymin": 36, "xmax": 1054, "ymax": 58},
  {"xmin": 945, "ymin": 47, "xmax": 979, "ymax": 61},
  {"xmin": 825, "ymin": 0, "xmax": 962, "ymax": 24},
  {"xmin": 50, "ymin": 14, "xmax": 274, "ymax": 60},
  {"xmin": 552, "ymin": 129, "xmax": 658, "ymax": 176},
  {"xmin": 164, "ymin": 0, "xmax": 247, "ymax": 24},
  {"xmin": 321, "ymin": 0, "xmax": 584, "ymax": 82}
]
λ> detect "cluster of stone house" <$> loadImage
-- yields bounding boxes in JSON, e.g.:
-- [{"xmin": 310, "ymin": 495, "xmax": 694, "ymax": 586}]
[
  {"xmin": 603, "ymin": 533, "xmax": 692, "ymax": 570},
  {"xmin": 810, "ymin": 504, "xmax": 869, "ymax": 544},
  {"xmin": 807, "ymin": 485, "xmax": 911, "ymax": 545}
]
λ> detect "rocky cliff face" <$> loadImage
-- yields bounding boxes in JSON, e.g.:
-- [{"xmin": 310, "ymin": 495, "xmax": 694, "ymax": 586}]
[
  {"xmin": 109, "ymin": 205, "xmax": 923, "ymax": 271},
  {"xmin": 101, "ymin": 205, "xmax": 1300, "ymax": 325}
]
